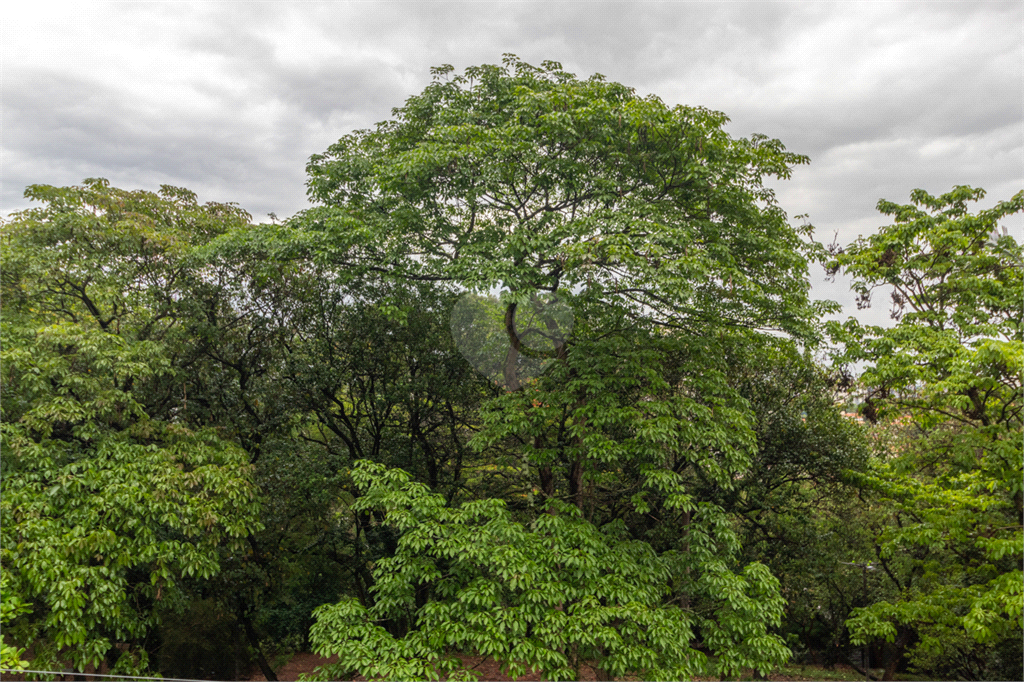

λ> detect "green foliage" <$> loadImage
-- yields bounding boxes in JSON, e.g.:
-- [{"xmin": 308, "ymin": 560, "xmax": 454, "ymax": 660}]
[
  {"xmin": 827, "ymin": 186, "xmax": 1023, "ymax": 677},
  {"xmin": 304, "ymin": 461, "xmax": 789, "ymax": 681},
  {"xmin": 1, "ymin": 569, "xmax": 32, "ymax": 671},
  {"xmin": 297, "ymin": 54, "xmax": 832, "ymax": 340},
  {"xmin": 286, "ymin": 54, "xmax": 848, "ymax": 681},
  {"xmin": 0, "ymin": 180, "xmax": 263, "ymax": 673},
  {"xmin": 472, "ymin": 328, "xmax": 758, "ymax": 511},
  {"xmin": 694, "ymin": 340, "xmax": 877, "ymax": 666},
  {"xmin": 6, "ymin": 66, "xmax": 1012, "ymax": 682}
]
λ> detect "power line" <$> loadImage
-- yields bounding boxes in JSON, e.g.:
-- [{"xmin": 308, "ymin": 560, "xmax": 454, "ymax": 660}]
[{"xmin": 0, "ymin": 668, "xmax": 242, "ymax": 682}]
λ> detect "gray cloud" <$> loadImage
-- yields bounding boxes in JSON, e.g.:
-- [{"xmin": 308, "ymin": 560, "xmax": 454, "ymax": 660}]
[{"xmin": 3, "ymin": 0, "xmax": 1020, "ymax": 325}]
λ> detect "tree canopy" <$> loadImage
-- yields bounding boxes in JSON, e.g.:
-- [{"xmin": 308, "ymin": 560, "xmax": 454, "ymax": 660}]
[
  {"xmin": 0, "ymin": 180, "xmax": 263, "ymax": 674},
  {"xmin": 282, "ymin": 55, "xmax": 835, "ymax": 681},
  {"xmin": 1, "ymin": 56, "xmax": 1020, "ymax": 682},
  {"xmin": 297, "ymin": 55, "xmax": 829, "ymax": 341}
]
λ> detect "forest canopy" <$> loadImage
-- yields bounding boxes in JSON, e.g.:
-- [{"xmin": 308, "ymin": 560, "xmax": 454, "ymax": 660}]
[{"xmin": 1, "ymin": 56, "xmax": 1021, "ymax": 682}]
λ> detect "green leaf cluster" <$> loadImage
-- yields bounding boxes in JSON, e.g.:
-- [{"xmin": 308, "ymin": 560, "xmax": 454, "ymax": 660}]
[{"xmin": 304, "ymin": 461, "xmax": 789, "ymax": 681}]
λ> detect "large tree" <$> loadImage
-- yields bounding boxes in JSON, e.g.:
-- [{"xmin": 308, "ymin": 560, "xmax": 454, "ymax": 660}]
[
  {"xmin": 292, "ymin": 56, "xmax": 833, "ymax": 680},
  {"xmin": 300, "ymin": 55, "xmax": 827, "ymax": 339}
]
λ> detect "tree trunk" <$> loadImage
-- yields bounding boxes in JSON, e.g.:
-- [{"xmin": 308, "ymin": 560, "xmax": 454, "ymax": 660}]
[
  {"xmin": 233, "ymin": 618, "xmax": 247, "ymax": 681},
  {"xmin": 238, "ymin": 609, "xmax": 278, "ymax": 681},
  {"xmin": 504, "ymin": 302, "xmax": 522, "ymax": 391},
  {"xmin": 881, "ymin": 628, "xmax": 910, "ymax": 681},
  {"xmin": 845, "ymin": 654, "xmax": 878, "ymax": 681},
  {"xmin": 539, "ymin": 460, "xmax": 555, "ymax": 497},
  {"xmin": 568, "ymin": 457, "xmax": 583, "ymax": 511},
  {"xmin": 593, "ymin": 645, "xmax": 614, "ymax": 681},
  {"xmin": 679, "ymin": 509, "xmax": 691, "ymax": 608}
]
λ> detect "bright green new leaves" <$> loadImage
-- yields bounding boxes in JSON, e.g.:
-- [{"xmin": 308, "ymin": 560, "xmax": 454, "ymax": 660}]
[
  {"xmin": 304, "ymin": 461, "xmax": 788, "ymax": 682},
  {"xmin": 827, "ymin": 186, "xmax": 1023, "ymax": 661},
  {"xmin": 0, "ymin": 180, "xmax": 262, "ymax": 673}
]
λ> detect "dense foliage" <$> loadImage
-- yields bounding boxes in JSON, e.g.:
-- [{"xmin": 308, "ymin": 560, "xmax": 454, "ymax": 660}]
[
  {"xmin": 1, "ymin": 58, "xmax": 1020, "ymax": 682},
  {"xmin": 0, "ymin": 182, "xmax": 263, "ymax": 674}
]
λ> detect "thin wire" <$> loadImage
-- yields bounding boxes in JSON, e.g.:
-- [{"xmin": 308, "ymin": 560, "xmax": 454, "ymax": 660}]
[{"xmin": 0, "ymin": 668, "xmax": 236, "ymax": 682}]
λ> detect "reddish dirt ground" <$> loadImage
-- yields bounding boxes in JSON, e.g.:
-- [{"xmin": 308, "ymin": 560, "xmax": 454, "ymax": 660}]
[
  {"xmin": 0, "ymin": 655, "xmax": 860, "ymax": 681},
  {"xmin": 245, "ymin": 652, "xmax": 815, "ymax": 681},
  {"xmin": 248, "ymin": 653, "xmax": 554, "ymax": 681}
]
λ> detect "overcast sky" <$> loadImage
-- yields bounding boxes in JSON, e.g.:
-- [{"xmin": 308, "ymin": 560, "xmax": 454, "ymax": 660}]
[{"xmin": 3, "ymin": 1, "xmax": 1022, "ymax": 325}]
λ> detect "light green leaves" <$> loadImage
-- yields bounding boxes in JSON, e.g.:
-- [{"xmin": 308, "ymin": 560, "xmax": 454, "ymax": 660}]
[
  {"xmin": 299, "ymin": 56, "xmax": 821, "ymax": 344},
  {"xmin": 307, "ymin": 461, "xmax": 788, "ymax": 681},
  {"xmin": 830, "ymin": 186, "xmax": 1023, "ymax": 668},
  {"xmin": 1, "ymin": 570, "xmax": 32, "ymax": 672},
  {"xmin": 0, "ymin": 179, "xmax": 263, "ymax": 674}
]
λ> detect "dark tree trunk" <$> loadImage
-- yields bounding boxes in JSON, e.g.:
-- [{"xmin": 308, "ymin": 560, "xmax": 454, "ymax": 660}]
[
  {"xmin": 539, "ymin": 461, "xmax": 555, "ymax": 498},
  {"xmin": 237, "ymin": 609, "xmax": 277, "ymax": 681},
  {"xmin": 568, "ymin": 457, "xmax": 583, "ymax": 510},
  {"xmin": 881, "ymin": 628, "xmax": 911, "ymax": 681},
  {"xmin": 679, "ymin": 509, "xmax": 692, "ymax": 608},
  {"xmin": 233, "ymin": 619, "xmax": 243, "ymax": 681},
  {"xmin": 591, "ymin": 642, "xmax": 614, "ymax": 681},
  {"xmin": 504, "ymin": 302, "xmax": 522, "ymax": 391}
]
